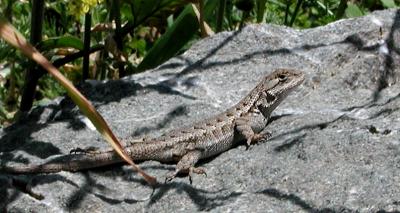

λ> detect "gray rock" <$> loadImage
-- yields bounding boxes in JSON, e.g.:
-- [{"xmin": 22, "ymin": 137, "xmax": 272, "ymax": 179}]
[{"xmin": 2, "ymin": 8, "xmax": 400, "ymax": 212}]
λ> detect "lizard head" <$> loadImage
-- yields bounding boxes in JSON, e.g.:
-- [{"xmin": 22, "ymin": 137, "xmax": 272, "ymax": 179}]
[
  {"xmin": 259, "ymin": 69, "xmax": 305, "ymax": 111},
  {"xmin": 249, "ymin": 68, "xmax": 304, "ymax": 120},
  {"xmin": 263, "ymin": 69, "xmax": 305, "ymax": 99}
]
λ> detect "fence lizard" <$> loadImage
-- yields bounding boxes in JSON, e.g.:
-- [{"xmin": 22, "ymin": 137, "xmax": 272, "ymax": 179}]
[{"xmin": 1, "ymin": 69, "xmax": 305, "ymax": 183}]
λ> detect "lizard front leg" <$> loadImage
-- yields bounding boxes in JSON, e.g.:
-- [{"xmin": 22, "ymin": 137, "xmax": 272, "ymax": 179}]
[
  {"xmin": 235, "ymin": 115, "xmax": 271, "ymax": 147},
  {"xmin": 234, "ymin": 90, "xmax": 278, "ymax": 147},
  {"xmin": 165, "ymin": 150, "xmax": 206, "ymax": 184}
]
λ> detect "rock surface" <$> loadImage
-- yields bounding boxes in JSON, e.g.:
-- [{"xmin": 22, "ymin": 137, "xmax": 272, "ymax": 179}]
[{"xmin": 1, "ymin": 9, "xmax": 400, "ymax": 212}]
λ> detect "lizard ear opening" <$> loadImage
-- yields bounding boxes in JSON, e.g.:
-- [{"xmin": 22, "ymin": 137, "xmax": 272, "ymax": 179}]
[{"xmin": 265, "ymin": 91, "xmax": 276, "ymax": 102}]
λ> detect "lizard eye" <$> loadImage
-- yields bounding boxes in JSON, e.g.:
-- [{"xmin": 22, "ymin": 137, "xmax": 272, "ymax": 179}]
[{"xmin": 277, "ymin": 74, "xmax": 287, "ymax": 81}]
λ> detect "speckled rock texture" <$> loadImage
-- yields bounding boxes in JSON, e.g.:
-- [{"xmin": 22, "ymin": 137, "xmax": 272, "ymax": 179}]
[{"xmin": 1, "ymin": 9, "xmax": 400, "ymax": 212}]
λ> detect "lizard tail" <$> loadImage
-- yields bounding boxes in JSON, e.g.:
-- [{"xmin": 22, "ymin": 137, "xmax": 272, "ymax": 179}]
[{"xmin": 1, "ymin": 151, "xmax": 124, "ymax": 173}]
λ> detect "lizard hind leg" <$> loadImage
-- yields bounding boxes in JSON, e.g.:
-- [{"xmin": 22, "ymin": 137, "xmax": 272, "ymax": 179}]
[{"xmin": 165, "ymin": 150, "xmax": 206, "ymax": 184}]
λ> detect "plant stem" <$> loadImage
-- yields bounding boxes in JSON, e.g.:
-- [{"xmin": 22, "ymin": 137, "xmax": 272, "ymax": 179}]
[
  {"xmin": 82, "ymin": 12, "xmax": 92, "ymax": 80},
  {"xmin": 20, "ymin": 0, "xmax": 44, "ymax": 111},
  {"xmin": 289, "ymin": 0, "xmax": 303, "ymax": 27},
  {"xmin": 112, "ymin": 0, "xmax": 126, "ymax": 78},
  {"xmin": 216, "ymin": 0, "xmax": 226, "ymax": 32}
]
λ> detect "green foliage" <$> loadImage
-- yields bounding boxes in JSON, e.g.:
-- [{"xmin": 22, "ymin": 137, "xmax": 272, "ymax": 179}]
[
  {"xmin": 38, "ymin": 36, "xmax": 84, "ymax": 51},
  {"xmin": 256, "ymin": 0, "xmax": 268, "ymax": 22},
  {"xmin": 345, "ymin": 3, "xmax": 365, "ymax": 17},
  {"xmin": 0, "ymin": 0, "xmax": 398, "ymax": 126},
  {"xmin": 130, "ymin": 0, "xmax": 186, "ymax": 24},
  {"xmin": 67, "ymin": 0, "xmax": 104, "ymax": 20},
  {"xmin": 137, "ymin": 5, "xmax": 199, "ymax": 71},
  {"xmin": 381, "ymin": 0, "xmax": 397, "ymax": 8}
]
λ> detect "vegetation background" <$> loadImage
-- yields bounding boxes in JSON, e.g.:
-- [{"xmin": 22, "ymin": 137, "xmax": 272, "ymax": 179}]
[{"xmin": 0, "ymin": 0, "xmax": 398, "ymax": 127}]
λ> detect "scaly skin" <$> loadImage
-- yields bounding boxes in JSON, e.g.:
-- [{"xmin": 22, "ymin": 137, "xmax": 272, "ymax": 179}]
[{"xmin": 1, "ymin": 69, "xmax": 305, "ymax": 182}]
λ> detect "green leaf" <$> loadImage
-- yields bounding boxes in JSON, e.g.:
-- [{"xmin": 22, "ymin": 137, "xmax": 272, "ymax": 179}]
[
  {"xmin": 203, "ymin": 0, "xmax": 220, "ymax": 29},
  {"xmin": 256, "ymin": 0, "xmax": 268, "ymax": 23},
  {"xmin": 380, "ymin": 0, "xmax": 396, "ymax": 8},
  {"xmin": 137, "ymin": 5, "xmax": 199, "ymax": 71},
  {"xmin": 120, "ymin": 4, "xmax": 134, "ymax": 20},
  {"xmin": 345, "ymin": 3, "xmax": 364, "ymax": 18},
  {"xmin": 38, "ymin": 36, "xmax": 84, "ymax": 51},
  {"xmin": 127, "ymin": 38, "xmax": 146, "ymax": 56}
]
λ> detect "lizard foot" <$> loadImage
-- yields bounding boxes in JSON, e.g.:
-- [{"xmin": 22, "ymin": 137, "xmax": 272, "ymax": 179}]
[
  {"xmin": 164, "ymin": 167, "xmax": 207, "ymax": 184},
  {"xmin": 246, "ymin": 132, "xmax": 272, "ymax": 149},
  {"xmin": 189, "ymin": 167, "xmax": 207, "ymax": 184}
]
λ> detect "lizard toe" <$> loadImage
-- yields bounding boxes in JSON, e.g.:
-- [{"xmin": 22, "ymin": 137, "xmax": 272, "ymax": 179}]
[
  {"xmin": 245, "ymin": 135, "xmax": 259, "ymax": 148},
  {"xmin": 257, "ymin": 131, "xmax": 272, "ymax": 143},
  {"xmin": 247, "ymin": 132, "xmax": 272, "ymax": 147},
  {"xmin": 190, "ymin": 167, "xmax": 207, "ymax": 176},
  {"xmin": 188, "ymin": 167, "xmax": 207, "ymax": 184},
  {"xmin": 164, "ymin": 172, "xmax": 177, "ymax": 183}
]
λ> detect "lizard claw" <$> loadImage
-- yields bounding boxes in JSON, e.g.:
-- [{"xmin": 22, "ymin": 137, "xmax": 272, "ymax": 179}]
[
  {"xmin": 246, "ymin": 135, "xmax": 259, "ymax": 148},
  {"xmin": 257, "ymin": 131, "xmax": 272, "ymax": 143},
  {"xmin": 165, "ymin": 167, "xmax": 207, "ymax": 184},
  {"xmin": 165, "ymin": 172, "xmax": 177, "ymax": 183}
]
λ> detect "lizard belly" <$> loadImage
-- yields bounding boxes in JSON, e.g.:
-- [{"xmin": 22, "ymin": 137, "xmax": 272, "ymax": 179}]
[{"xmin": 198, "ymin": 130, "xmax": 236, "ymax": 159}]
